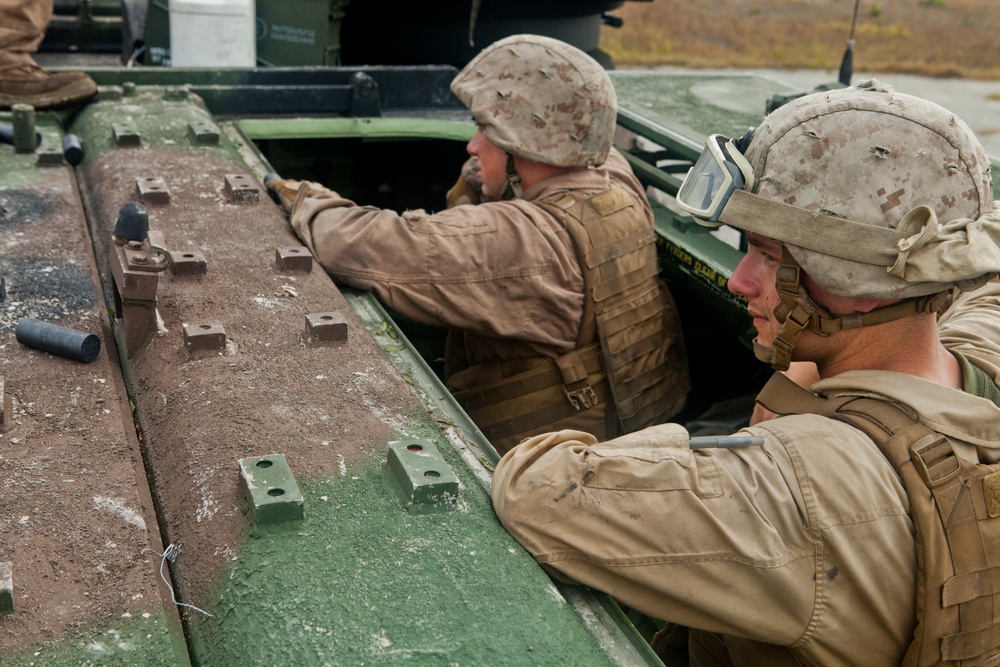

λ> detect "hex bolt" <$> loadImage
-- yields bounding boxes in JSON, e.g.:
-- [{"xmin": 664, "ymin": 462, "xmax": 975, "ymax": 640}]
[{"xmin": 15, "ymin": 318, "xmax": 101, "ymax": 363}]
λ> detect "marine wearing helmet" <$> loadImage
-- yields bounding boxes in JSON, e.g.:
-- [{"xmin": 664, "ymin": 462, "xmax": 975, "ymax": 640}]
[
  {"xmin": 490, "ymin": 81, "xmax": 1000, "ymax": 666},
  {"xmin": 269, "ymin": 34, "xmax": 689, "ymax": 454}
]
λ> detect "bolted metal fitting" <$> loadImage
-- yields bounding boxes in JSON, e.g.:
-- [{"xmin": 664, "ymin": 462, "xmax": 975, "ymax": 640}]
[
  {"xmin": 275, "ymin": 246, "xmax": 313, "ymax": 273},
  {"xmin": 238, "ymin": 454, "xmax": 304, "ymax": 525},
  {"xmin": 182, "ymin": 322, "xmax": 227, "ymax": 358},
  {"xmin": 304, "ymin": 312, "xmax": 348, "ymax": 347}
]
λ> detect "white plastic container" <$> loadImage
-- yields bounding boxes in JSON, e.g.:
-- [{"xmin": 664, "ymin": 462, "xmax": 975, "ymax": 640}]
[{"xmin": 169, "ymin": 0, "xmax": 256, "ymax": 67}]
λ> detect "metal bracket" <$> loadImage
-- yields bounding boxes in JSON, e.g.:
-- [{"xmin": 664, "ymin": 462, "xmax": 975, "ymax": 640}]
[
  {"xmin": 386, "ymin": 439, "xmax": 459, "ymax": 512},
  {"xmin": 238, "ymin": 454, "xmax": 304, "ymax": 525}
]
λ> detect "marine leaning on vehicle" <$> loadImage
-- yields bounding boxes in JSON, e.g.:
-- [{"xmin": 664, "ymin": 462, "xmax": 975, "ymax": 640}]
[{"xmin": 491, "ymin": 80, "xmax": 1000, "ymax": 666}]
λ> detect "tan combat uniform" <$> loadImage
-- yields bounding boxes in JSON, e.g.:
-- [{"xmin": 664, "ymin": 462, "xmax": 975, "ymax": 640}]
[
  {"xmin": 0, "ymin": 0, "xmax": 51, "ymax": 68},
  {"xmin": 492, "ymin": 280, "xmax": 1000, "ymax": 667},
  {"xmin": 288, "ymin": 148, "xmax": 688, "ymax": 452}
]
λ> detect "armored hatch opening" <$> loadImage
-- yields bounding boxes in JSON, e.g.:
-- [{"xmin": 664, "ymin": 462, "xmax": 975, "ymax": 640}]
[
  {"xmin": 251, "ymin": 132, "xmax": 470, "ymax": 378},
  {"xmin": 250, "ymin": 127, "xmax": 771, "ymax": 437},
  {"xmin": 249, "ymin": 129, "xmax": 689, "ymax": 663}
]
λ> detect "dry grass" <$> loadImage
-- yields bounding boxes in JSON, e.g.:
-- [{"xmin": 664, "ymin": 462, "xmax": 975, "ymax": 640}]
[{"xmin": 600, "ymin": 0, "xmax": 1000, "ymax": 79}]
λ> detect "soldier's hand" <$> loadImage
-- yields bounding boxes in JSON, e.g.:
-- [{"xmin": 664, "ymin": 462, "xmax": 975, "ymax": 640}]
[
  {"xmin": 446, "ymin": 156, "xmax": 486, "ymax": 208},
  {"xmin": 265, "ymin": 175, "xmax": 304, "ymax": 212}
]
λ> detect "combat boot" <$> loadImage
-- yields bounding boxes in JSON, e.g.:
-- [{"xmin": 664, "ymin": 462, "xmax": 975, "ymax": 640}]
[{"xmin": 0, "ymin": 63, "xmax": 97, "ymax": 109}]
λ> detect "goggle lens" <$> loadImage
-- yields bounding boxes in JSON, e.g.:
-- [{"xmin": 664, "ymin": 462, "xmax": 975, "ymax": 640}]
[{"xmin": 676, "ymin": 133, "xmax": 754, "ymax": 223}]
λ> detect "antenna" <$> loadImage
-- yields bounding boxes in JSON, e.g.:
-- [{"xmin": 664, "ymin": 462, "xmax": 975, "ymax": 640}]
[{"xmin": 838, "ymin": 0, "xmax": 861, "ymax": 86}]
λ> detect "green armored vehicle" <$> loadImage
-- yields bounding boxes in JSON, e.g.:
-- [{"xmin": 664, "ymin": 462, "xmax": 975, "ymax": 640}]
[{"xmin": 2, "ymin": 3, "xmax": 998, "ymax": 666}]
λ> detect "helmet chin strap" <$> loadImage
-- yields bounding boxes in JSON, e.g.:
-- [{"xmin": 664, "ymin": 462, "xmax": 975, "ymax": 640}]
[
  {"xmin": 500, "ymin": 153, "xmax": 523, "ymax": 200},
  {"xmin": 754, "ymin": 255, "xmax": 829, "ymax": 371},
  {"xmin": 755, "ymin": 250, "xmax": 952, "ymax": 372}
]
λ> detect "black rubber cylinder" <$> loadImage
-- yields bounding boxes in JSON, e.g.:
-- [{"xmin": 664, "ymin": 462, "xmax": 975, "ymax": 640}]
[
  {"xmin": 62, "ymin": 134, "xmax": 84, "ymax": 166},
  {"xmin": 15, "ymin": 318, "xmax": 101, "ymax": 363},
  {"xmin": 112, "ymin": 202, "xmax": 149, "ymax": 241}
]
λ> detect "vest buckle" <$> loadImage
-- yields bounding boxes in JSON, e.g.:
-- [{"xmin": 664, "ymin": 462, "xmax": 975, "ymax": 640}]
[{"xmin": 564, "ymin": 382, "xmax": 598, "ymax": 410}]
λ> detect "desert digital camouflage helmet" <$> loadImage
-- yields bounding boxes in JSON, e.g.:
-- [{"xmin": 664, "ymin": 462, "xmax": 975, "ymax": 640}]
[
  {"xmin": 677, "ymin": 80, "xmax": 1000, "ymax": 370},
  {"xmin": 450, "ymin": 34, "xmax": 617, "ymax": 169}
]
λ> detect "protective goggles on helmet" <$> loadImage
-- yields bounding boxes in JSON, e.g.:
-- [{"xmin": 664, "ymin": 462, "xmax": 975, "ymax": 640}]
[{"xmin": 676, "ymin": 129, "xmax": 756, "ymax": 224}]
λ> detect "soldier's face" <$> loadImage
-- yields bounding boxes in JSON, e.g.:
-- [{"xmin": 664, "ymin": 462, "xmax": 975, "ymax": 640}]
[
  {"xmin": 728, "ymin": 232, "xmax": 783, "ymax": 349},
  {"xmin": 467, "ymin": 129, "xmax": 508, "ymax": 200}
]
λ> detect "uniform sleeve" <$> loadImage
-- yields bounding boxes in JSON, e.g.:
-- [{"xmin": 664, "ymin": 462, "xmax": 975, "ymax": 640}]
[
  {"xmin": 286, "ymin": 181, "xmax": 583, "ymax": 352},
  {"xmin": 938, "ymin": 279, "xmax": 1000, "ymax": 381},
  {"xmin": 491, "ymin": 417, "xmax": 916, "ymax": 663}
]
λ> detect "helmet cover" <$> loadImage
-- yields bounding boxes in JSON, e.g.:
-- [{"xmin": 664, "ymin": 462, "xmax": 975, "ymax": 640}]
[
  {"xmin": 743, "ymin": 79, "xmax": 997, "ymax": 299},
  {"xmin": 450, "ymin": 34, "xmax": 617, "ymax": 168}
]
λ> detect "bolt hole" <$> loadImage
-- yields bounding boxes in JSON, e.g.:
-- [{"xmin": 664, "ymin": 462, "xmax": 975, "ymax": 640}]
[
  {"xmin": 320, "ymin": 315, "xmax": 333, "ymax": 321},
  {"xmin": 267, "ymin": 487, "xmax": 285, "ymax": 497},
  {"xmin": 424, "ymin": 470, "xmax": 440, "ymax": 478},
  {"xmin": 198, "ymin": 324, "xmax": 212, "ymax": 330},
  {"xmin": 407, "ymin": 444, "xmax": 423, "ymax": 452},
  {"xmin": 256, "ymin": 460, "xmax": 273, "ymax": 468},
  {"xmin": 182, "ymin": 253, "xmax": 194, "ymax": 258},
  {"xmin": 289, "ymin": 249, "xmax": 301, "ymax": 254}
]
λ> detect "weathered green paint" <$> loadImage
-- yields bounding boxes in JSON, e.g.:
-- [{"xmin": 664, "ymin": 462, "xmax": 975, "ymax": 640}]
[
  {"xmin": 0, "ymin": 113, "xmax": 72, "ymax": 185},
  {"xmin": 387, "ymin": 439, "xmax": 460, "ymax": 511},
  {"xmin": 3, "ymin": 610, "xmax": 182, "ymax": 667},
  {"xmin": 188, "ymin": 421, "xmax": 619, "ymax": 666},
  {"xmin": 68, "ymin": 89, "xmax": 247, "ymax": 165},
  {"xmin": 239, "ymin": 454, "xmax": 306, "ymax": 525}
]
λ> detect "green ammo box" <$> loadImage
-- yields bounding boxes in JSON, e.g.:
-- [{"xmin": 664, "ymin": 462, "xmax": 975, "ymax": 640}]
[{"xmin": 255, "ymin": 0, "xmax": 348, "ymax": 66}]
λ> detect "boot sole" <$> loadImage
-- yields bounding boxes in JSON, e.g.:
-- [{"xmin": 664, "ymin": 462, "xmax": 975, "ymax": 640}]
[{"xmin": 0, "ymin": 79, "xmax": 98, "ymax": 110}]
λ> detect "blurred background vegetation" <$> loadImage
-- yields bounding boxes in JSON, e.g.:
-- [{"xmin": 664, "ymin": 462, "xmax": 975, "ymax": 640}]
[{"xmin": 599, "ymin": 0, "xmax": 1000, "ymax": 79}]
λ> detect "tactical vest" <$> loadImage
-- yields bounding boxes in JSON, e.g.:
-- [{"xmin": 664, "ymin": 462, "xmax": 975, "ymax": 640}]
[
  {"xmin": 756, "ymin": 372, "xmax": 1000, "ymax": 667},
  {"xmin": 448, "ymin": 186, "xmax": 689, "ymax": 454}
]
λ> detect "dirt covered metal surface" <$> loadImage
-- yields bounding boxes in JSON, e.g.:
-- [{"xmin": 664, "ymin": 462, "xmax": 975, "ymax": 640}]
[
  {"xmin": 77, "ymin": 132, "xmax": 428, "ymax": 610},
  {"xmin": 0, "ymin": 79, "xmax": 668, "ymax": 666},
  {"xmin": 0, "ymin": 143, "xmax": 182, "ymax": 664}
]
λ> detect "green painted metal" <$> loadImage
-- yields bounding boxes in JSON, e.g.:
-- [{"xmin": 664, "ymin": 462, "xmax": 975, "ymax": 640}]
[
  {"xmin": 342, "ymin": 290, "xmax": 671, "ymax": 665},
  {"xmin": 3, "ymin": 612, "xmax": 182, "ymax": 667},
  {"xmin": 386, "ymin": 439, "xmax": 460, "ymax": 511},
  {"xmin": 239, "ymin": 454, "xmax": 306, "ymax": 525},
  {"xmin": 18, "ymin": 61, "xmax": 996, "ymax": 666},
  {"xmin": 610, "ymin": 71, "xmax": 796, "ymax": 148},
  {"xmin": 189, "ymin": 424, "xmax": 628, "ymax": 666},
  {"xmin": 237, "ymin": 117, "xmax": 475, "ymax": 143}
]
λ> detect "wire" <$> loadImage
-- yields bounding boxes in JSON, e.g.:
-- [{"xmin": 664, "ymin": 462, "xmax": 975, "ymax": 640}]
[{"xmin": 142, "ymin": 544, "xmax": 215, "ymax": 617}]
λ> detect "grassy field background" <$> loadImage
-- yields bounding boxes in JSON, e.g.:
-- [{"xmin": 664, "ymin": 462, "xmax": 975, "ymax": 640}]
[{"xmin": 600, "ymin": 0, "xmax": 1000, "ymax": 79}]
